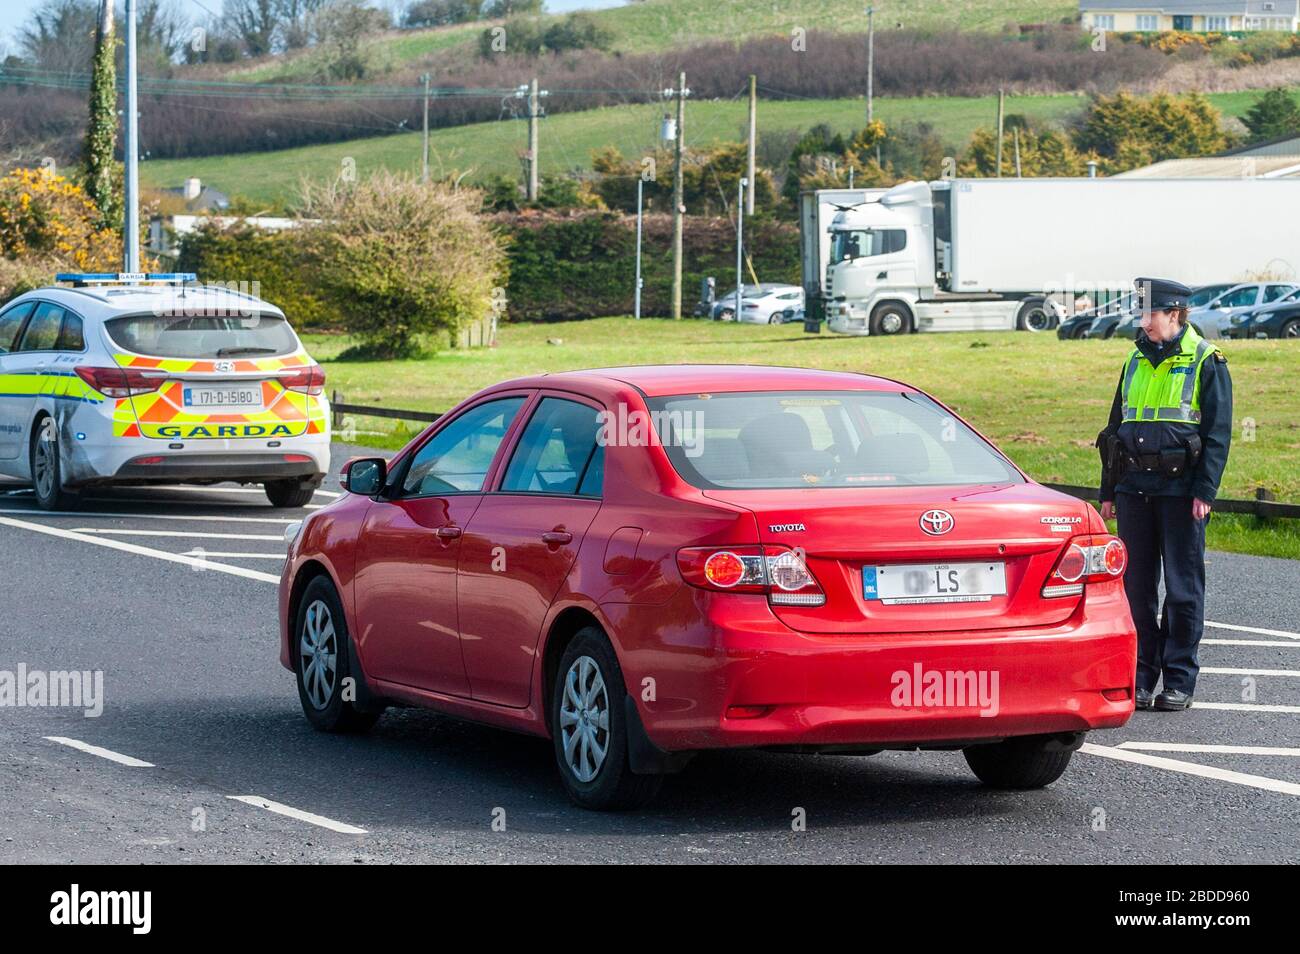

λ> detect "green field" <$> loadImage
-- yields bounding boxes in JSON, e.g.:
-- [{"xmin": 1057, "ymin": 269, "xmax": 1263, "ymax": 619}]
[
  {"xmin": 302, "ymin": 318, "xmax": 1300, "ymax": 559},
  {"xmin": 142, "ymin": 88, "xmax": 1286, "ymax": 208},
  {"xmin": 226, "ymin": 0, "xmax": 1075, "ymax": 83}
]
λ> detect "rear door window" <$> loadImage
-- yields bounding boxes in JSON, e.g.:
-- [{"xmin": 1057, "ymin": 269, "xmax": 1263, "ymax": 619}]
[
  {"xmin": 500, "ymin": 398, "xmax": 603, "ymax": 497},
  {"xmin": 55, "ymin": 313, "xmax": 85, "ymax": 351}
]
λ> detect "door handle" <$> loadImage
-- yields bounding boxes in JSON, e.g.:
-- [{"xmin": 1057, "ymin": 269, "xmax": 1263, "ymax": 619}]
[
  {"xmin": 435, "ymin": 525, "xmax": 462, "ymax": 540},
  {"xmin": 541, "ymin": 530, "xmax": 572, "ymax": 546}
]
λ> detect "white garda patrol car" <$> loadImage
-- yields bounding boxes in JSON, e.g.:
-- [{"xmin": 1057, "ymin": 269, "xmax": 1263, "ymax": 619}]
[{"xmin": 0, "ymin": 273, "xmax": 330, "ymax": 510}]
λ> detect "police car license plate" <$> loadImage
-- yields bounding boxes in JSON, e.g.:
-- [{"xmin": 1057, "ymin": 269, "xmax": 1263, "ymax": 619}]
[
  {"xmin": 863, "ymin": 562, "xmax": 1006, "ymax": 605},
  {"xmin": 183, "ymin": 385, "xmax": 262, "ymax": 409}
]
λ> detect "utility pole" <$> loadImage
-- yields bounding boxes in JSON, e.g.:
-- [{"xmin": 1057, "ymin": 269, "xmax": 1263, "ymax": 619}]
[
  {"xmin": 995, "ymin": 88, "xmax": 1005, "ymax": 179},
  {"xmin": 746, "ymin": 74, "xmax": 757, "ymax": 215},
  {"xmin": 123, "ymin": 0, "xmax": 139, "ymax": 272},
  {"xmin": 421, "ymin": 73, "xmax": 430, "ymax": 183},
  {"xmin": 866, "ymin": 6, "xmax": 874, "ymax": 125},
  {"xmin": 668, "ymin": 72, "xmax": 689, "ymax": 320},
  {"xmin": 1013, "ymin": 126, "xmax": 1022, "ymax": 178},
  {"xmin": 736, "ymin": 177, "xmax": 747, "ymax": 315},
  {"xmin": 85, "ymin": 0, "xmax": 117, "ymax": 228},
  {"xmin": 527, "ymin": 77, "xmax": 540, "ymax": 202},
  {"xmin": 634, "ymin": 177, "xmax": 644, "ymax": 320}
]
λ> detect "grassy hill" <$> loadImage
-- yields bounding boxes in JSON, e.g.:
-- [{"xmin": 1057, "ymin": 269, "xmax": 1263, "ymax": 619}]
[
  {"xmin": 141, "ymin": 88, "xmax": 1270, "ymax": 209},
  {"xmin": 225, "ymin": 0, "xmax": 1076, "ymax": 83}
]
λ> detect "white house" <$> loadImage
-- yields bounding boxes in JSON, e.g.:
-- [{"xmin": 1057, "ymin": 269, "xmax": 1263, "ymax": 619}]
[{"xmin": 1080, "ymin": 1, "xmax": 1300, "ymax": 32}]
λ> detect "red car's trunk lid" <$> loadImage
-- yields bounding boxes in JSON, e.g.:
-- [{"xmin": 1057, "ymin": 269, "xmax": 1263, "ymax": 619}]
[{"xmin": 702, "ymin": 482, "xmax": 1090, "ymax": 634}]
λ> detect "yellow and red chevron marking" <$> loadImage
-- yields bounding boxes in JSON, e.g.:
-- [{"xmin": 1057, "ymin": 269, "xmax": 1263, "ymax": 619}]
[
  {"xmin": 112, "ymin": 351, "xmax": 310, "ymax": 374},
  {"xmin": 111, "ymin": 379, "xmax": 327, "ymax": 439}
]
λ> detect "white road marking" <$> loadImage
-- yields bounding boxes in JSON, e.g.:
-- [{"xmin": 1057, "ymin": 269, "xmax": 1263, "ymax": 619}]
[
  {"xmin": 0, "ymin": 515, "xmax": 279, "ymax": 584},
  {"xmin": 1201, "ymin": 666, "xmax": 1300, "ymax": 678},
  {"xmin": 45, "ymin": 736, "xmax": 155, "ymax": 768},
  {"xmin": 183, "ymin": 549, "xmax": 285, "ymax": 560},
  {"xmin": 70, "ymin": 527, "xmax": 284, "ymax": 541},
  {"xmin": 226, "ymin": 796, "xmax": 367, "ymax": 834},
  {"xmin": 1117, "ymin": 742, "xmax": 1300, "ymax": 757},
  {"xmin": 1192, "ymin": 701, "xmax": 1300, "ymax": 714},
  {"xmin": 1081, "ymin": 743, "xmax": 1300, "ymax": 798},
  {"xmin": 1204, "ymin": 639, "xmax": 1300, "ymax": 648},
  {"xmin": 1207, "ymin": 620, "xmax": 1300, "ymax": 641},
  {"xmin": 0, "ymin": 507, "xmax": 297, "ymax": 525}
]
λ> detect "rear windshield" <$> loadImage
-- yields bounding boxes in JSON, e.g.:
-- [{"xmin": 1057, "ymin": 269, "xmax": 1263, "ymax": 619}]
[
  {"xmin": 104, "ymin": 313, "xmax": 299, "ymax": 359},
  {"xmin": 645, "ymin": 390, "xmax": 1023, "ymax": 490}
]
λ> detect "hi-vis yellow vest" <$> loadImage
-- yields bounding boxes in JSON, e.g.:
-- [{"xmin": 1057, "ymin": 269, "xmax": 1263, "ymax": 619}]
[{"xmin": 1120, "ymin": 325, "xmax": 1216, "ymax": 425}]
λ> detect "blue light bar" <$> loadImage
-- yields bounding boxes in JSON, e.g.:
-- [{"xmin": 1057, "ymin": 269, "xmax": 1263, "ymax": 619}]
[{"xmin": 55, "ymin": 272, "xmax": 198, "ymax": 286}]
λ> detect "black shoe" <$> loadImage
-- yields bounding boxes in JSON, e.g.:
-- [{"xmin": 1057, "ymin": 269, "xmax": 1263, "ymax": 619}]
[
  {"xmin": 1135, "ymin": 688, "xmax": 1154, "ymax": 710},
  {"xmin": 1154, "ymin": 689, "xmax": 1193, "ymax": 711}
]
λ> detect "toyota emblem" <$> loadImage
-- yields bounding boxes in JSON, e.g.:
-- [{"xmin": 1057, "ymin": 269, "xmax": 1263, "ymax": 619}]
[{"xmin": 919, "ymin": 509, "xmax": 954, "ymax": 535}]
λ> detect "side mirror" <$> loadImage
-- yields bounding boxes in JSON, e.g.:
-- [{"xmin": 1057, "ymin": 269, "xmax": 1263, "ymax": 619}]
[{"xmin": 342, "ymin": 457, "xmax": 386, "ymax": 496}]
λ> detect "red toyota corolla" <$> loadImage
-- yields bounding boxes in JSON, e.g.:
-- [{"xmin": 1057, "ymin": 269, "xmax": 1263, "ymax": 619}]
[{"xmin": 279, "ymin": 365, "xmax": 1136, "ymax": 809}]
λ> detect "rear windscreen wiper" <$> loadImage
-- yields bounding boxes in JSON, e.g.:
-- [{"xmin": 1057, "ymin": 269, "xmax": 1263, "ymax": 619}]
[{"xmin": 215, "ymin": 347, "xmax": 278, "ymax": 356}]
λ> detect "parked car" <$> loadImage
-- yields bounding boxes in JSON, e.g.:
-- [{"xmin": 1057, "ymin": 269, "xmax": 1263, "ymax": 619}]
[
  {"xmin": 1115, "ymin": 282, "xmax": 1297, "ymax": 341},
  {"xmin": 280, "ymin": 365, "xmax": 1135, "ymax": 810},
  {"xmin": 1097, "ymin": 283, "xmax": 1231, "ymax": 340},
  {"xmin": 1227, "ymin": 291, "xmax": 1300, "ymax": 339},
  {"xmin": 1059, "ymin": 293, "xmax": 1136, "ymax": 340},
  {"xmin": 712, "ymin": 284, "xmax": 804, "ymax": 324}
]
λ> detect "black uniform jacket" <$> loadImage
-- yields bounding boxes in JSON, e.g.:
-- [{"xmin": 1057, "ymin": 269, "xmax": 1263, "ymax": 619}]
[{"xmin": 1099, "ymin": 325, "xmax": 1233, "ymax": 504}]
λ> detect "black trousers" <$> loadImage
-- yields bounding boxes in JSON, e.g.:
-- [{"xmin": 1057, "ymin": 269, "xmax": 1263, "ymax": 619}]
[{"xmin": 1115, "ymin": 492, "xmax": 1209, "ymax": 694}]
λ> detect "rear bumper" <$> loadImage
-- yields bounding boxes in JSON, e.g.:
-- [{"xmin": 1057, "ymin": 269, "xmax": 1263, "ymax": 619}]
[
  {"xmin": 608, "ymin": 583, "xmax": 1136, "ymax": 753},
  {"xmin": 111, "ymin": 452, "xmax": 321, "ymax": 484}
]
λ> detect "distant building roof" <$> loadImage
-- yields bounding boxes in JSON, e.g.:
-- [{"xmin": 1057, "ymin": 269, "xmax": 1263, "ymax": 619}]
[
  {"xmin": 1079, "ymin": 1, "xmax": 1300, "ymax": 13},
  {"xmin": 1221, "ymin": 134, "xmax": 1300, "ymax": 157},
  {"xmin": 1114, "ymin": 156, "xmax": 1300, "ymax": 177},
  {"xmin": 161, "ymin": 177, "xmax": 230, "ymax": 212}
]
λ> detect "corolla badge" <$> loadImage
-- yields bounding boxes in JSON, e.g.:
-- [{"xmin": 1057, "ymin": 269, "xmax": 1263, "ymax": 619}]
[{"xmin": 919, "ymin": 509, "xmax": 954, "ymax": 535}]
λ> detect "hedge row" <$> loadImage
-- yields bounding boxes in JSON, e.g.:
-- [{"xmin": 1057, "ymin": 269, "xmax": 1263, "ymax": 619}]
[
  {"xmin": 498, "ymin": 211, "xmax": 799, "ymax": 322},
  {"xmin": 176, "ymin": 211, "xmax": 801, "ymax": 326}
]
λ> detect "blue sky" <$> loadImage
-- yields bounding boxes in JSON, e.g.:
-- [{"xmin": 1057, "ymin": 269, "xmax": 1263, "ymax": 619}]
[{"xmin": 0, "ymin": 0, "xmax": 625, "ymax": 52}]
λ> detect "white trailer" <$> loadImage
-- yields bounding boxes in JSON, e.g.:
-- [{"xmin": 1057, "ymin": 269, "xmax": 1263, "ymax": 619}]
[{"xmin": 821, "ymin": 177, "xmax": 1300, "ymax": 336}]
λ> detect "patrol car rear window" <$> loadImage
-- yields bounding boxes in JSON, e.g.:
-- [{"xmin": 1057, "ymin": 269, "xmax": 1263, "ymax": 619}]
[{"xmin": 104, "ymin": 313, "xmax": 298, "ymax": 359}]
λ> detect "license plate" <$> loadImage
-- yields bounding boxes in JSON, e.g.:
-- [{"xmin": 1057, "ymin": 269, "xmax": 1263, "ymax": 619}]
[
  {"xmin": 863, "ymin": 561, "xmax": 1006, "ymax": 605},
  {"xmin": 183, "ymin": 385, "xmax": 262, "ymax": 409}
]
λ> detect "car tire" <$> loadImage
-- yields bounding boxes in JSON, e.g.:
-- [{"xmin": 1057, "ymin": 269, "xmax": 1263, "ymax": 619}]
[
  {"xmin": 768, "ymin": 312, "xmax": 782, "ymax": 325},
  {"xmin": 551, "ymin": 626, "xmax": 663, "ymax": 810},
  {"xmin": 869, "ymin": 302, "xmax": 911, "ymax": 336},
  {"xmin": 963, "ymin": 736, "xmax": 1074, "ymax": 789},
  {"xmin": 30, "ymin": 415, "xmax": 78, "ymax": 512},
  {"xmin": 265, "ymin": 479, "xmax": 316, "ymax": 508},
  {"xmin": 718, "ymin": 308, "xmax": 735, "ymax": 322},
  {"xmin": 1281, "ymin": 318, "xmax": 1300, "ymax": 339},
  {"xmin": 293, "ymin": 575, "xmax": 383, "ymax": 734}
]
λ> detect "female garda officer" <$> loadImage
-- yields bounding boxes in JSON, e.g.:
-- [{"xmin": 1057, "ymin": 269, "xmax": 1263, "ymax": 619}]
[{"xmin": 1096, "ymin": 278, "xmax": 1233, "ymax": 712}]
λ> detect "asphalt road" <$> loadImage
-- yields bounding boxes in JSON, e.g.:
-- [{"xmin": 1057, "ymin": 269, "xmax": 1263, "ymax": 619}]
[{"xmin": 1, "ymin": 442, "xmax": 1297, "ymax": 864}]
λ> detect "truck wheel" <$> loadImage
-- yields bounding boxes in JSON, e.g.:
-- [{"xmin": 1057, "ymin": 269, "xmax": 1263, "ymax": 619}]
[
  {"xmin": 964, "ymin": 736, "xmax": 1074, "ymax": 789},
  {"xmin": 869, "ymin": 303, "xmax": 911, "ymax": 336},
  {"xmin": 266, "ymin": 479, "xmax": 316, "ymax": 508},
  {"xmin": 1016, "ymin": 299, "xmax": 1053, "ymax": 332},
  {"xmin": 30, "ymin": 416, "xmax": 79, "ymax": 512}
]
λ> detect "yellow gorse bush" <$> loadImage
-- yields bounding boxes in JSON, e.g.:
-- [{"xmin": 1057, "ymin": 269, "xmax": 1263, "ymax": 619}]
[{"xmin": 0, "ymin": 167, "xmax": 121, "ymax": 271}]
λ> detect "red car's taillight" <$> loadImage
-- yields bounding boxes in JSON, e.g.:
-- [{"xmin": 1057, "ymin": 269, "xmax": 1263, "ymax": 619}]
[
  {"xmin": 74, "ymin": 366, "xmax": 164, "ymax": 398},
  {"xmin": 278, "ymin": 365, "xmax": 325, "ymax": 395},
  {"xmin": 677, "ymin": 546, "xmax": 826, "ymax": 606},
  {"xmin": 1042, "ymin": 534, "xmax": 1126, "ymax": 598}
]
